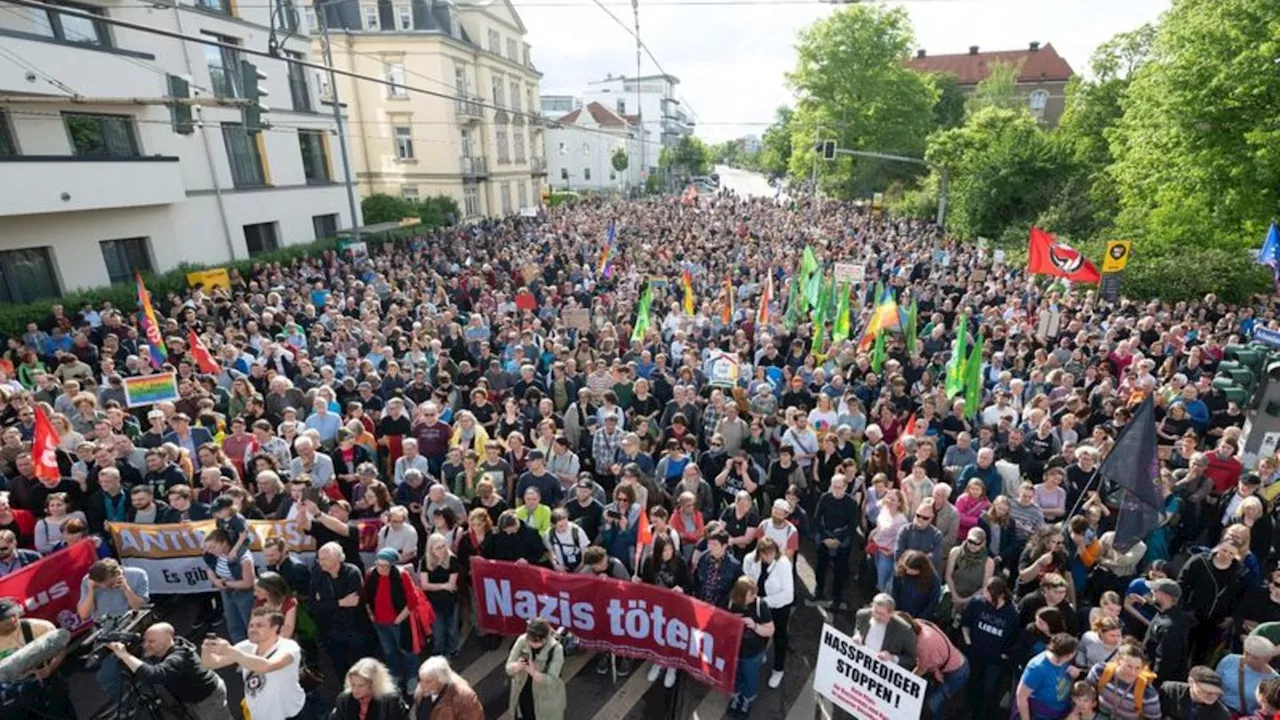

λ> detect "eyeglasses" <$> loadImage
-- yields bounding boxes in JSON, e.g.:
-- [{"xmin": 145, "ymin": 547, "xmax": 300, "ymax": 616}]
[{"xmin": 916, "ymin": 514, "xmax": 933, "ymax": 521}]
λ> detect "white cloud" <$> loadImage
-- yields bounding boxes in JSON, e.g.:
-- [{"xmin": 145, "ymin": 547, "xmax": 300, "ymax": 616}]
[{"xmin": 519, "ymin": 0, "xmax": 1170, "ymax": 142}]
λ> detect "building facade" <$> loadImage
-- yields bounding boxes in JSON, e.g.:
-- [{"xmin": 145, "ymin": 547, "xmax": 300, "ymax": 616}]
[
  {"xmin": 545, "ymin": 101, "xmax": 643, "ymax": 193},
  {"xmin": 316, "ymin": 0, "xmax": 545, "ymax": 218},
  {"xmin": 579, "ymin": 73, "xmax": 692, "ymax": 177},
  {"xmin": 0, "ymin": 0, "xmax": 356, "ymax": 300},
  {"xmin": 905, "ymin": 42, "xmax": 1074, "ymax": 127}
]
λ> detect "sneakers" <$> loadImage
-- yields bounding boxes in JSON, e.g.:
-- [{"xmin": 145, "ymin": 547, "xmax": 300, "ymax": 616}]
[
  {"xmin": 664, "ymin": 667, "xmax": 677, "ymax": 688},
  {"xmin": 616, "ymin": 658, "xmax": 631, "ymax": 676},
  {"xmin": 768, "ymin": 670, "xmax": 784, "ymax": 689},
  {"xmin": 647, "ymin": 663, "xmax": 663, "ymax": 683},
  {"xmin": 596, "ymin": 656, "xmax": 610, "ymax": 675}
]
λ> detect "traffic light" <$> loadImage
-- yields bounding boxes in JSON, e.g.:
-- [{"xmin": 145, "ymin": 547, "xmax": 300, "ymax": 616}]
[
  {"xmin": 241, "ymin": 60, "xmax": 270, "ymax": 134},
  {"xmin": 821, "ymin": 139, "xmax": 837, "ymax": 160}
]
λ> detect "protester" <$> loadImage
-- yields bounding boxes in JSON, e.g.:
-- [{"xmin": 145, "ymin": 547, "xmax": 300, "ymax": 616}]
[
  {"xmin": 201, "ymin": 607, "xmax": 306, "ymax": 720},
  {"xmin": 505, "ymin": 617, "xmax": 567, "ymax": 720},
  {"xmin": 726, "ymin": 577, "xmax": 774, "ymax": 717},
  {"xmin": 330, "ymin": 658, "xmax": 409, "ymax": 720},
  {"xmin": 414, "ymin": 657, "xmax": 484, "ymax": 719}
]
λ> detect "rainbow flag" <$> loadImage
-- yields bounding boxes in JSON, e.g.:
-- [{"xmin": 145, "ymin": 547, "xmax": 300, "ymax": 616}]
[
  {"xmin": 122, "ymin": 373, "xmax": 180, "ymax": 408},
  {"xmin": 857, "ymin": 288, "xmax": 899, "ymax": 351},
  {"xmin": 135, "ymin": 271, "xmax": 168, "ymax": 368},
  {"xmin": 598, "ymin": 220, "xmax": 616, "ymax": 278},
  {"xmin": 681, "ymin": 270, "xmax": 695, "ymax": 316},
  {"xmin": 757, "ymin": 272, "xmax": 773, "ymax": 326},
  {"xmin": 722, "ymin": 273, "xmax": 734, "ymax": 325}
]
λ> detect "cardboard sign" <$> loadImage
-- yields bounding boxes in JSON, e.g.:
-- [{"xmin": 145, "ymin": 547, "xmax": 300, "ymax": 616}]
[
  {"xmin": 705, "ymin": 351, "xmax": 740, "ymax": 387},
  {"xmin": 563, "ymin": 308, "xmax": 591, "ymax": 331},
  {"xmin": 834, "ymin": 262, "xmax": 865, "ymax": 285},
  {"xmin": 1037, "ymin": 309, "xmax": 1063, "ymax": 339},
  {"xmin": 813, "ymin": 623, "xmax": 925, "ymax": 720},
  {"xmin": 993, "ymin": 249, "xmax": 1006, "ymax": 265}
]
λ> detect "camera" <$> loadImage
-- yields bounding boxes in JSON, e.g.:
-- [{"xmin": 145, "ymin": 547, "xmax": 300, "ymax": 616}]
[
  {"xmin": 606, "ymin": 509, "xmax": 622, "ymax": 520},
  {"xmin": 80, "ymin": 610, "xmax": 154, "ymax": 672}
]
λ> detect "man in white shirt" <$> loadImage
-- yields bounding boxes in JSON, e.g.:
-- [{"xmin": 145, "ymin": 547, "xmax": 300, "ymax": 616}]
[
  {"xmin": 851, "ymin": 593, "xmax": 917, "ymax": 669},
  {"xmin": 201, "ymin": 607, "xmax": 306, "ymax": 720}
]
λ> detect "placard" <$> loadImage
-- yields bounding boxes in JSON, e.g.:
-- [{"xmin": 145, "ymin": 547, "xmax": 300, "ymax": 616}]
[
  {"xmin": 1254, "ymin": 327, "xmax": 1280, "ymax": 348},
  {"xmin": 1102, "ymin": 240, "xmax": 1132, "ymax": 272},
  {"xmin": 185, "ymin": 268, "xmax": 231, "ymax": 292},
  {"xmin": 563, "ymin": 308, "xmax": 591, "ymax": 331},
  {"xmin": 813, "ymin": 623, "xmax": 925, "ymax": 720},
  {"xmin": 123, "ymin": 373, "xmax": 180, "ymax": 407},
  {"xmin": 706, "ymin": 351, "xmax": 740, "ymax": 388},
  {"xmin": 971, "ymin": 268, "xmax": 988, "ymax": 283},
  {"xmin": 993, "ymin": 249, "xmax": 1006, "ymax": 265},
  {"xmin": 1037, "ymin": 309, "xmax": 1062, "ymax": 340},
  {"xmin": 834, "ymin": 262, "xmax": 865, "ymax": 285}
]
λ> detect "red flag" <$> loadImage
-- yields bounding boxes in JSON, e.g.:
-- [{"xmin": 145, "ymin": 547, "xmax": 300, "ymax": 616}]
[
  {"xmin": 1027, "ymin": 226, "xmax": 1101, "ymax": 283},
  {"xmin": 187, "ymin": 329, "xmax": 221, "ymax": 374},
  {"xmin": 32, "ymin": 405, "xmax": 61, "ymax": 481},
  {"xmin": 894, "ymin": 414, "xmax": 916, "ymax": 461}
]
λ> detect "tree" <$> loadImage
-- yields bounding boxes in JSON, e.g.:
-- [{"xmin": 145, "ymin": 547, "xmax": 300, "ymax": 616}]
[
  {"xmin": 926, "ymin": 72, "xmax": 966, "ymax": 131},
  {"xmin": 1109, "ymin": 0, "xmax": 1280, "ymax": 250},
  {"xmin": 361, "ymin": 193, "xmax": 459, "ymax": 227},
  {"xmin": 964, "ymin": 61, "xmax": 1025, "ymax": 118},
  {"xmin": 758, "ymin": 106, "xmax": 794, "ymax": 177},
  {"xmin": 709, "ymin": 140, "xmax": 741, "ymax": 166},
  {"xmin": 611, "ymin": 147, "xmax": 629, "ymax": 174},
  {"xmin": 659, "ymin": 136, "xmax": 711, "ymax": 177},
  {"xmin": 785, "ymin": 4, "xmax": 938, "ymax": 198}
]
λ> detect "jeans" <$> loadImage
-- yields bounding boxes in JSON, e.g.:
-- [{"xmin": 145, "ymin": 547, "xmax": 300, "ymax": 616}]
[
  {"xmin": 374, "ymin": 622, "xmax": 418, "ymax": 690},
  {"xmin": 926, "ymin": 657, "xmax": 969, "ymax": 717},
  {"xmin": 323, "ymin": 625, "xmax": 371, "ymax": 680},
  {"xmin": 733, "ymin": 651, "xmax": 767, "ymax": 709},
  {"xmin": 97, "ymin": 653, "xmax": 125, "ymax": 705},
  {"xmin": 770, "ymin": 604, "xmax": 792, "ymax": 672},
  {"xmin": 813, "ymin": 544, "xmax": 851, "ymax": 603},
  {"xmin": 222, "ymin": 588, "xmax": 255, "ymax": 644},
  {"xmin": 875, "ymin": 552, "xmax": 895, "ymax": 594},
  {"xmin": 432, "ymin": 603, "xmax": 460, "ymax": 657}
]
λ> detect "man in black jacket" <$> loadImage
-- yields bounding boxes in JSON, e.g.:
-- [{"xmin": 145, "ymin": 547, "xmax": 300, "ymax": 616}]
[
  {"xmin": 813, "ymin": 474, "xmax": 859, "ymax": 611},
  {"xmin": 106, "ymin": 622, "xmax": 228, "ymax": 720},
  {"xmin": 125, "ymin": 485, "xmax": 178, "ymax": 524},
  {"xmin": 263, "ymin": 536, "xmax": 311, "ymax": 598},
  {"xmin": 487, "ymin": 511, "xmax": 546, "ymax": 565},
  {"xmin": 1143, "ymin": 578, "xmax": 1193, "ymax": 684},
  {"xmin": 1158, "ymin": 665, "xmax": 1230, "ymax": 720}
]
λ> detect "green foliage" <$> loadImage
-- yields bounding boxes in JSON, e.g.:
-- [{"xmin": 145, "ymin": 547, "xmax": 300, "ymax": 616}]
[
  {"xmin": 658, "ymin": 137, "xmax": 710, "ymax": 177},
  {"xmin": 644, "ymin": 173, "xmax": 662, "ymax": 195},
  {"xmin": 758, "ymin": 106, "xmax": 794, "ymax": 177},
  {"xmin": 708, "ymin": 140, "xmax": 740, "ymax": 166},
  {"xmin": 926, "ymin": 107, "xmax": 1072, "ymax": 239},
  {"xmin": 785, "ymin": 4, "xmax": 938, "ymax": 198},
  {"xmin": 886, "ymin": 177, "xmax": 939, "ymax": 221},
  {"xmin": 1122, "ymin": 247, "xmax": 1272, "ymax": 304},
  {"xmin": 1108, "ymin": 0, "xmax": 1280, "ymax": 251},
  {"xmin": 361, "ymin": 193, "xmax": 459, "ymax": 227},
  {"xmin": 927, "ymin": 72, "xmax": 966, "ymax": 131},
  {"xmin": 611, "ymin": 148, "xmax": 629, "ymax": 173},
  {"xmin": 548, "ymin": 191, "xmax": 579, "ymax": 207},
  {"xmin": 964, "ymin": 61, "xmax": 1024, "ymax": 118}
]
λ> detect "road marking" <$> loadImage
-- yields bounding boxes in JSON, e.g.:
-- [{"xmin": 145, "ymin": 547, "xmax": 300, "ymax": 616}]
[
  {"xmin": 496, "ymin": 651, "xmax": 596, "ymax": 720},
  {"xmin": 462, "ymin": 638, "xmax": 512, "ymax": 686},
  {"xmin": 793, "ymin": 553, "xmax": 829, "ymax": 622},
  {"xmin": 690, "ymin": 686, "xmax": 730, "ymax": 720},
  {"xmin": 588, "ymin": 661, "xmax": 653, "ymax": 720}
]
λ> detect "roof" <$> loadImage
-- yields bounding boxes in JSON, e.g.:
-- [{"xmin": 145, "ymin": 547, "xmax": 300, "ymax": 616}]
[
  {"xmin": 557, "ymin": 102, "xmax": 633, "ymax": 128},
  {"xmin": 905, "ymin": 43, "xmax": 1074, "ymax": 85}
]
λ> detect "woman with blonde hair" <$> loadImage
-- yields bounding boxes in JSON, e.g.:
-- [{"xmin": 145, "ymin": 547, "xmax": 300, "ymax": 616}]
[
  {"xmin": 450, "ymin": 410, "xmax": 491, "ymax": 454},
  {"xmin": 421, "ymin": 532, "xmax": 462, "ymax": 659},
  {"xmin": 330, "ymin": 657, "xmax": 408, "ymax": 720}
]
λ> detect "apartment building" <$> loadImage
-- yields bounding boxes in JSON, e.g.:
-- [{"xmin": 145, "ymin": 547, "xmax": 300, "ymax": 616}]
[
  {"xmin": 580, "ymin": 73, "xmax": 693, "ymax": 176},
  {"xmin": 0, "ymin": 0, "xmax": 357, "ymax": 300},
  {"xmin": 316, "ymin": 0, "xmax": 545, "ymax": 218},
  {"xmin": 906, "ymin": 42, "xmax": 1075, "ymax": 127},
  {"xmin": 545, "ymin": 101, "xmax": 644, "ymax": 192}
]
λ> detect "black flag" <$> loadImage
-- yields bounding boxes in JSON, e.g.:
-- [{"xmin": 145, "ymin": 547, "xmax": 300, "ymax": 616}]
[{"xmin": 1099, "ymin": 394, "xmax": 1162, "ymax": 551}]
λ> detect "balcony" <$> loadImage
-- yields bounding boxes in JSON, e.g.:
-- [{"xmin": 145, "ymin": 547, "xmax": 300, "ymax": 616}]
[
  {"xmin": 530, "ymin": 156, "xmax": 546, "ymax": 175},
  {"xmin": 0, "ymin": 156, "xmax": 184, "ymax": 217},
  {"xmin": 460, "ymin": 155, "xmax": 489, "ymax": 178},
  {"xmin": 455, "ymin": 96, "xmax": 484, "ymax": 122},
  {"xmin": 0, "ymin": 30, "xmax": 162, "ymax": 98}
]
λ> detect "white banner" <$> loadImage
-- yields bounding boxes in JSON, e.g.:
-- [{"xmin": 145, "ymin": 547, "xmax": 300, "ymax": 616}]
[
  {"xmin": 813, "ymin": 623, "xmax": 925, "ymax": 720},
  {"xmin": 834, "ymin": 262, "xmax": 865, "ymax": 285}
]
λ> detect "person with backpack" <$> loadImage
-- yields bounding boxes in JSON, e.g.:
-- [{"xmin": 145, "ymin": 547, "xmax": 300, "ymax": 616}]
[
  {"xmin": 1084, "ymin": 642, "xmax": 1162, "ymax": 719},
  {"xmin": 544, "ymin": 508, "xmax": 590, "ymax": 573}
]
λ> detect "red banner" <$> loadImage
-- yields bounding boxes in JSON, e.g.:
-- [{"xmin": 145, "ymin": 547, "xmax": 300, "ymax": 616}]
[
  {"xmin": 469, "ymin": 558, "xmax": 744, "ymax": 695},
  {"xmin": 0, "ymin": 540, "xmax": 96, "ymax": 632}
]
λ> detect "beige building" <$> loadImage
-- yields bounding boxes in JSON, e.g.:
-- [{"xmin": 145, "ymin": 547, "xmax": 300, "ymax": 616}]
[{"xmin": 314, "ymin": 0, "xmax": 546, "ymax": 218}]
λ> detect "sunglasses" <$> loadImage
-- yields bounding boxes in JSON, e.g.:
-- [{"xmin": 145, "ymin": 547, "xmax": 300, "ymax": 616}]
[{"xmin": 916, "ymin": 514, "xmax": 933, "ymax": 521}]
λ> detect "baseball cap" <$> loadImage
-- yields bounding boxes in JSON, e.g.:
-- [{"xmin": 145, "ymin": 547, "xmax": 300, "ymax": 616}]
[
  {"xmin": 772, "ymin": 499, "xmax": 791, "ymax": 514},
  {"xmin": 1188, "ymin": 666, "xmax": 1222, "ymax": 688},
  {"xmin": 1150, "ymin": 578, "xmax": 1181, "ymax": 601},
  {"xmin": 147, "ymin": 410, "xmax": 165, "ymax": 420}
]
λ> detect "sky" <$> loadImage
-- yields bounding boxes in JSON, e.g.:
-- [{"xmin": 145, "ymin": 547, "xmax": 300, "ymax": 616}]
[{"xmin": 517, "ymin": 0, "xmax": 1171, "ymax": 142}]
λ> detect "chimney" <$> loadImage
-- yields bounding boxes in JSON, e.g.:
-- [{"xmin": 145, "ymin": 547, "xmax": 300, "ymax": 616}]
[
  {"xmin": 1029, "ymin": 41, "xmax": 1041, "ymax": 52},
  {"xmin": 916, "ymin": 49, "xmax": 926, "ymax": 59},
  {"xmin": 968, "ymin": 45, "xmax": 979, "ymax": 55}
]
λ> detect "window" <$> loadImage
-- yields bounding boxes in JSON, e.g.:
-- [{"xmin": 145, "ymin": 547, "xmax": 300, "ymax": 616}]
[
  {"xmin": 509, "ymin": 80, "xmax": 521, "ymax": 113},
  {"xmin": 99, "ymin": 237, "xmax": 151, "ymax": 285},
  {"xmin": 582, "ymin": 142, "xmax": 589, "ymax": 156},
  {"xmin": 463, "ymin": 184, "xmax": 480, "ymax": 216},
  {"xmin": 204, "ymin": 35, "xmax": 241, "ymax": 98},
  {"xmin": 195, "ymin": 0, "xmax": 233, "ymax": 14},
  {"xmin": 610, "ymin": 167, "xmax": 616, "ymax": 181},
  {"xmin": 286, "ymin": 52, "xmax": 311, "ymax": 111},
  {"xmin": 316, "ymin": 71, "xmax": 333, "ymax": 102},
  {"xmin": 560, "ymin": 167, "xmax": 568, "ymax": 180},
  {"xmin": 385, "ymin": 62, "xmax": 407, "ymax": 97},
  {"xmin": 1029, "ymin": 89, "xmax": 1049, "ymax": 115},
  {"xmin": 0, "ymin": 248, "xmax": 60, "ymax": 304},
  {"xmin": 243, "ymin": 222, "xmax": 279, "ymax": 256},
  {"xmin": 454, "ymin": 65, "xmax": 467, "ymax": 96},
  {"xmin": 513, "ymin": 129, "xmax": 525, "ymax": 163},
  {"xmin": 491, "ymin": 74, "xmax": 505, "ymax": 107},
  {"xmin": 396, "ymin": 4, "xmax": 411, "ymax": 29},
  {"xmin": 487, "ymin": 29, "xmax": 500, "ymax": 54},
  {"xmin": 506, "ymin": 38, "xmax": 518, "ymax": 61},
  {"xmin": 363, "ymin": 6, "xmax": 379, "ymax": 29},
  {"xmin": 401, "ymin": 185, "xmax": 419, "ymax": 200},
  {"xmin": 304, "ymin": 6, "xmax": 317, "ymax": 31},
  {"xmin": 64, "ymin": 113, "xmax": 138, "ymax": 158},
  {"xmin": 273, "ymin": 0, "xmax": 298, "ymax": 33},
  {"xmin": 517, "ymin": 181, "xmax": 527, "ymax": 209},
  {"xmin": 500, "ymin": 183, "xmax": 511, "ymax": 215},
  {"xmin": 0, "ymin": 111, "xmax": 17, "ymax": 157},
  {"xmin": 298, "ymin": 130, "xmax": 330, "ymax": 184},
  {"xmin": 584, "ymin": 167, "xmax": 591, "ymax": 181},
  {"xmin": 394, "ymin": 126, "xmax": 414, "ymax": 160},
  {"xmin": 557, "ymin": 141, "xmax": 566, "ymax": 156},
  {"xmin": 312, "ymin": 213, "xmax": 339, "ymax": 240},
  {"xmin": 523, "ymin": 44, "xmax": 531, "ymax": 66},
  {"xmin": 35, "ymin": 1, "xmax": 111, "ymax": 46},
  {"xmin": 221, "ymin": 123, "xmax": 265, "ymax": 188},
  {"xmin": 495, "ymin": 125, "xmax": 509, "ymax": 164},
  {"xmin": 616, "ymin": 99, "xmax": 626, "ymax": 115},
  {"xmin": 460, "ymin": 127, "xmax": 472, "ymax": 156}
]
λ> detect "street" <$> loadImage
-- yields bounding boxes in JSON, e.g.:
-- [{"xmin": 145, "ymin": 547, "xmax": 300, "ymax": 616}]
[{"xmin": 714, "ymin": 165, "xmax": 782, "ymax": 200}]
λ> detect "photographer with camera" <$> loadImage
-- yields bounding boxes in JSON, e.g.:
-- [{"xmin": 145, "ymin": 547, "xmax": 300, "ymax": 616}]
[
  {"xmin": 504, "ymin": 618, "xmax": 566, "ymax": 720},
  {"xmin": 77, "ymin": 558, "xmax": 149, "ymax": 705},
  {"xmin": 0, "ymin": 597, "xmax": 75, "ymax": 719},
  {"xmin": 104, "ymin": 623, "xmax": 227, "ymax": 720},
  {"xmin": 201, "ymin": 607, "xmax": 306, "ymax": 720}
]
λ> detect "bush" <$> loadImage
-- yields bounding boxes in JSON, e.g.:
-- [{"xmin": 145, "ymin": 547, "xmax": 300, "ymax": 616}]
[
  {"xmin": 887, "ymin": 184, "xmax": 938, "ymax": 222},
  {"xmin": 1122, "ymin": 247, "xmax": 1271, "ymax": 305},
  {"xmin": 361, "ymin": 193, "xmax": 460, "ymax": 228},
  {"xmin": 549, "ymin": 191, "xmax": 579, "ymax": 208}
]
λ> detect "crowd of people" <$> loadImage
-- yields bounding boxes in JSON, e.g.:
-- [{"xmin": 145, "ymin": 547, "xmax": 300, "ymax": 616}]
[{"xmin": 0, "ymin": 189, "xmax": 1275, "ymax": 720}]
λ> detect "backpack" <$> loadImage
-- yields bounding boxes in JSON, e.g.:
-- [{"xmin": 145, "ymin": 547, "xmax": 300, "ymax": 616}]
[{"xmin": 1096, "ymin": 660, "xmax": 1158, "ymax": 715}]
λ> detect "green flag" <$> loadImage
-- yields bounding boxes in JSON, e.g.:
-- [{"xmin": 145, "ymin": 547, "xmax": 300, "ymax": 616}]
[
  {"xmin": 873, "ymin": 280, "xmax": 885, "ymax": 305},
  {"xmin": 905, "ymin": 299, "xmax": 918, "ymax": 354},
  {"xmin": 944, "ymin": 315, "xmax": 967, "ymax": 398},
  {"xmin": 832, "ymin": 282, "xmax": 851, "ymax": 343},
  {"xmin": 783, "ymin": 270, "xmax": 801, "ymax": 330},
  {"xmin": 801, "ymin": 246, "xmax": 819, "ymax": 276},
  {"xmin": 804, "ymin": 265, "xmax": 823, "ymax": 310},
  {"xmin": 810, "ymin": 276, "xmax": 830, "ymax": 355},
  {"xmin": 964, "ymin": 334, "xmax": 984, "ymax": 416},
  {"xmin": 871, "ymin": 328, "xmax": 886, "ymax": 373},
  {"xmin": 630, "ymin": 284, "xmax": 653, "ymax": 342}
]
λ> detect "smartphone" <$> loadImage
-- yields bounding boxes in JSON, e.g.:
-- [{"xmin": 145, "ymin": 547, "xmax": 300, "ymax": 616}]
[{"xmin": 606, "ymin": 509, "xmax": 621, "ymax": 520}]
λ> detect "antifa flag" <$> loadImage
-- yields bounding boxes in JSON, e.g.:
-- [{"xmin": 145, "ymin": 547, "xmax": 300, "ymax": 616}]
[
  {"xmin": 1099, "ymin": 394, "xmax": 1162, "ymax": 551},
  {"xmin": 1027, "ymin": 227, "xmax": 1101, "ymax": 284}
]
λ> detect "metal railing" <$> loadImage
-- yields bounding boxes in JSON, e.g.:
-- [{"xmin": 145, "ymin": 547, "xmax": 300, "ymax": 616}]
[
  {"xmin": 455, "ymin": 95, "xmax": 483, "ymax": 120},
  {"xmin": 460, "ymin": 155, "xmax": 488, "ymax": 177}
]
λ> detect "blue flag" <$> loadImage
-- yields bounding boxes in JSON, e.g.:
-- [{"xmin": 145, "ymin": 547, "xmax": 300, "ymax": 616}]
[{"xmin": 1259, "ymin": 222, "xmax": 1280, "ymax": 288}]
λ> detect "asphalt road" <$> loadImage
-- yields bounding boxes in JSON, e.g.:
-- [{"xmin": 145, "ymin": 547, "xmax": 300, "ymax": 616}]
[{"xmin": 714, "ymin": 164, "xmax": 782, "ymax": 200}]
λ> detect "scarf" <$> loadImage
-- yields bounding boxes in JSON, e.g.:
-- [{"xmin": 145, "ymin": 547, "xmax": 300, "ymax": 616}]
[{"xmin": 954, "ymin": 544, "xmax": 987, "ymax": 575}]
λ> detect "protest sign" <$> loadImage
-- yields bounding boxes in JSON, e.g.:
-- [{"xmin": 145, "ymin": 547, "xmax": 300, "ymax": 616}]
[
  {"xmin": 833, "ymin": 262, "xmax": 865, "ymax": 285},
  {"xmin": 123, "ymin": 373, "xmax": 180, "ymax": 408},
  {"xmin": 0, "ymin": 540, "xmax": 96, "ymax": 633},
  {"xmin": 706, "ymin": 351, "xmax": 741, "ymax": 388},
  {"xmin": 185, "ymin": 268, "xmax": 231, "ymax": 292},
  {"xmin": 813, "ymin": 623, "xmax": 925, "ymax": 720},
  {"xmin": 107, "ymin": 518, "xmax": 382, "ymax": 593},
  {"xmin": 563, "ymin": 308, "xmax": 591, "ymax": 331},
  {"xmin": 1255, "ymin": 327, "xmax": 1280, "ymax": 348},
  {"xmin": 470, "ymin": 558, "xmax": 744, "ymax": 694}
]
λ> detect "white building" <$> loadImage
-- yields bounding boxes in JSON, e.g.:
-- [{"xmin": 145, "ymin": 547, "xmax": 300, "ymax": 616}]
[
  {"xmin": 545, "ymin": 102, "xmax": 643, "ymax": 193},
  {"xmin": 740, "ymin": 135, "xmax": 762, "ymax": 153},
  {"xmin": 0, "ymin": 0, "xmax": 357, "ymax": 300},
  {"xmin": 579, "ymin": 73, "xmax": 693, "ymax": 176}
]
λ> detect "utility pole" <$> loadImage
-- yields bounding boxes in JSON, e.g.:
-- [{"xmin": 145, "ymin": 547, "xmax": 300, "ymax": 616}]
[
  {"xmin": 317, "ymin": 7, "xmax": 361, "ymax": 243},
  {"xmin": 810, "ymin": 125, "xmax": 820, "ymax": 198},
  {"xmin": 631, "ymin": 0, "xmax": 643, "ymax": 193}
]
